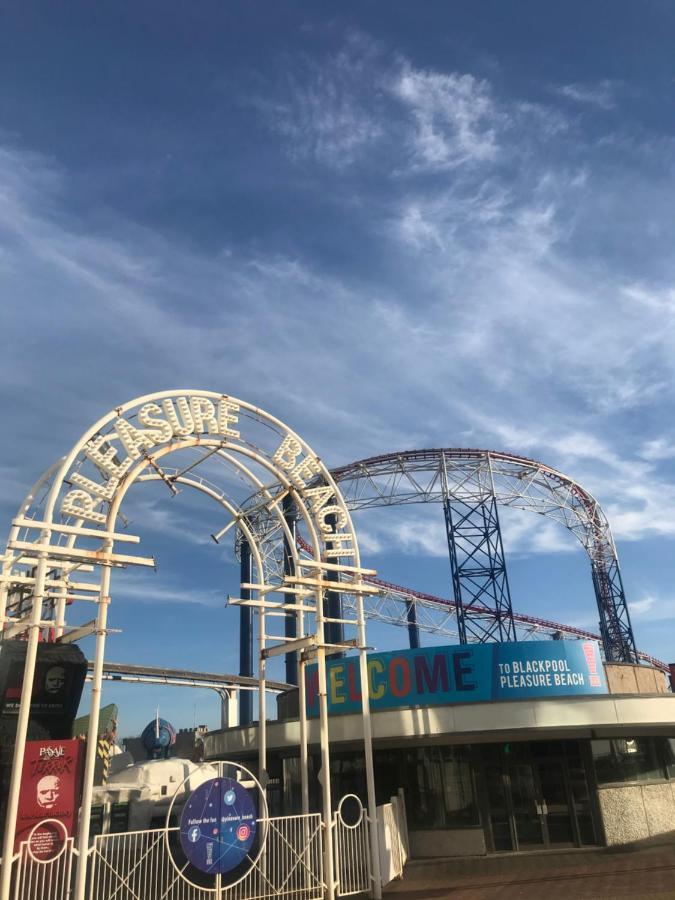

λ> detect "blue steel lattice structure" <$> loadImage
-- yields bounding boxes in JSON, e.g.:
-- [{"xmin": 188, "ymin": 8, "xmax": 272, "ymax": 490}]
[{"xmin": 443, "ymin": 491, "xmax": 517, "ymax": 645}]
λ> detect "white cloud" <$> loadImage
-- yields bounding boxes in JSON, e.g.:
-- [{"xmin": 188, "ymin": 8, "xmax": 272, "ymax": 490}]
[
  {"xmin": 110, "ymin": 572, "xmax": 224, "ymax": 608},
  {"xmin": 2, "ymin": 37, "xmax": 675, "ymax": 597},
  {"xmin": 391, "ymin": 66, "xmax": 498, "ymax": 170},
  {"xmin": 556, "ymin": 80, "xmax": 618, "ymax": 110},
  {"xmin": 640, "ymin": 437, "xmax": 675, "ymax": 461},
  {"xmin": 250, "ymin": 35, "xmax": 384, "ymax": 168},
  {"xmin": 629, "ymin": 593, "xmax": 675, "ymax": 622}
]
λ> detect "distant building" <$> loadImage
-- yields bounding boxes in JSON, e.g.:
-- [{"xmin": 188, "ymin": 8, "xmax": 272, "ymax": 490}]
[
  {"xmin": 91, "ymin": 758, "xmax": 217, "ymax": 835},
  {"xmin": 122, "ymin": 725, "xmax": 208, "ymax": 764}
]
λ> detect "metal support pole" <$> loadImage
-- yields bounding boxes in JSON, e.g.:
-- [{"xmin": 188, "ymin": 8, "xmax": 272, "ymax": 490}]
[
  {"xmin": 356, "ymin": 607, "xmax": 382, "ymax": 899},
  {"xmin": 298, "ymin": 655, "xmax": 309, "ymax": 816},
  {"xmin": 406, "ymin": 599, "xmax": 420, "ymax": 649},
  {"xmin": 316, "ymin": 639, "xmax": 335, "ymax": 900},
  {"xmin": 73, "ymin": 548, "xmax": 112, "ymax": 900},
  {"xmin": 0, "ymin": 537, "xmax": 49, "ymax": 900},
  {"xmin": 283, "ymin": 495, "xmax": 298, "ymax": 685},
  {"xmin": 258, "ymin": 566, "xmax": 267, "ymax": 800},
  {"xmin": 219, "ymin": 689, "xmax": 238, "ymax": 729},
  {"xmin": 239, "ymin": 535, "xmax": 254, "ymax": 726}
]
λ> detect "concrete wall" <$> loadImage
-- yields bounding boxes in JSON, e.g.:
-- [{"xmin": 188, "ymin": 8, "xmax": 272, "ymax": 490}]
[
  {"xmin": 408, "ymin": 828, "xmax": 485, "ymax": 858},
  {"xmin": 604, "ymin": 664, "xmax": 667, "ymax": 695},
  {"xmin": 598, "ymin": 781, "xmax": 675, "ymax": 845}
]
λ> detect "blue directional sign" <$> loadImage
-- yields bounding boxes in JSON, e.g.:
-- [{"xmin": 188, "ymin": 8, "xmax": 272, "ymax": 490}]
[{"xmin": 179, "ymin": 777, "xmax": 257, "ymax": 875}]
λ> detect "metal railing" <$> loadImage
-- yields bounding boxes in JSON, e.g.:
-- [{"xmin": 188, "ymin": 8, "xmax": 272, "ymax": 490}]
[
  {"xmin": 88, "ymin": 814, "xmax": 325, "ymax": 900},
  {"xmin": 8, "ymin": 836, "xmax": 75, "ymax": 900}
]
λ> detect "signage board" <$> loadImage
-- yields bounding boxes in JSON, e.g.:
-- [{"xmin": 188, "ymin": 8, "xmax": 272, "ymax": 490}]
[
  {"xmin": 179, "ymin": 777, "xmax": 257, "ymax": 875},
  {"xmin": 15, "ymin": 739, "xmax": 85, "ymax": 856},
  {"xmin": 306, "ymin": 640, "xmax": 607, "ymax": 717},
  {"xmin": 0, "ymin": 642, "xmax": 87, "ymax": 726}
]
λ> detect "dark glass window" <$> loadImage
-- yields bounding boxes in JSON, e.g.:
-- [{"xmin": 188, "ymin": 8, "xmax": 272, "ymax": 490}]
[
  {"xmin": 385, "ymin": 747, "xmax": 478, "ymax": 830},
  {"xmin": 89, "ymin": 805, "xmax": 104, "ymax": 837},
  {"xmin": 294, "ymin": 746, "xmax": 480, "ymax": 830},
  {"xmin": 591, "ymin": 738, "xmax": 666, "ymax": 785},
  {"xmin": 109, "ymin": 802, "xmax": 130, "ymax": 833},
  {"xmin": 664, "ymin": 739, "xmax": 675, "ymax": 779}
]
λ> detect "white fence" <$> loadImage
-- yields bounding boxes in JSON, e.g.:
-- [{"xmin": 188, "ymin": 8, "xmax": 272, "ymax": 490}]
[
  {"xmin": 9, "ymin": 836, "xmax": 74, "ymax": 900},
  {"xmin": 1, "ymin": 792, "xmax": 409, "ymax": 900},
  {"xmin": 89, "ymin": 814, "xmax": 325, "ymax": 900}
]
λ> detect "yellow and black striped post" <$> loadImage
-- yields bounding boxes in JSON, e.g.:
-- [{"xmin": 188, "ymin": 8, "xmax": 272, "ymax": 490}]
[{"xmin": 97, "ymin": 735, "xmax": 111, "ymax": 784}]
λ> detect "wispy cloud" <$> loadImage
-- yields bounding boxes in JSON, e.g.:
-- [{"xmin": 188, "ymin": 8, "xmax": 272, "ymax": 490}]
[
  {"xmin": 2, "ymin": 35, "xmax": 675, "ymax": 586},
  {"xmin": 629, "ymin": 593, "xmax": 675, "ymax": 622},
  {"xmin": 248, "ymin": 34, "xmax": 384, "ymax": 168},
  {"xmin": 108, "ymin": 571, "xmax": 224, "ymax": 609},
  {"xmin": 391, "ymin": 66, "xmax": 499, "ymax": 170},
  {"xmin": 556, "ymin": 79, "xmax": 618, "ymax": 110}
]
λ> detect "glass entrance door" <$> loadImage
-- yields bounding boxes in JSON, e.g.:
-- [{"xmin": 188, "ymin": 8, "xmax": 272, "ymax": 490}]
[
  {"xmin": 509, "ymin": 761, "xmax": 545, "ymax": 849},
  {"xmin": 536, "ymin": 758, "xmax": 575, "ymax": 846},
  {"xmin": 480, "ymin": 741, "xmax": 597, "ymax": 852}
]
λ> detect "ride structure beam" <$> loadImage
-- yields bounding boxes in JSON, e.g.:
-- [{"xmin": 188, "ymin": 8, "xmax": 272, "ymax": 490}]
[
  {"xmin": 442, "ymin": 456, "xmax": 517, "ymax": 644},
  {"xmin": 592, "ymin": 556, "xmax": 637, "ymax": 663},
  {"xmin": 406, "ymin": 599, "xmax": 420, "ymax": 648}
]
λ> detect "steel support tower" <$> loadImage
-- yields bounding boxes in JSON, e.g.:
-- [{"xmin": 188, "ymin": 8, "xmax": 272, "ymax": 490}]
[
  {"xmin": 443, "ymin": 492, "xmax": 517, "ymax": 644},
  {"xmin": 441, "ymin": 454, "xmax": 516, "ymax": 643},
  {"xmin": 592, "ymin": 557, "xmax": 636, "ymax": 663}
]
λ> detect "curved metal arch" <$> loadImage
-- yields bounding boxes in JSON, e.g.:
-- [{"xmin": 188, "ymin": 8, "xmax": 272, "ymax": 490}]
[
  {"xmin": 329, "ymin": 448, "xmax": 637, "ymax": 663},
  {"xmin": 0, "ymin": 390, "xmax": 383, "ymax": 900}
]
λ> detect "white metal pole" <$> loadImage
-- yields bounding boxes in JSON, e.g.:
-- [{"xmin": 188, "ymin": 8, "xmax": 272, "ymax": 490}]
[
  {"xmin": 357, "ymin": 597, "xmax": 382, "ymax": 899},
  {"xmin": 0, "ymin": 557, "xmax": 11, "ymax": 630},
  {"xmin": 298, "ymin": 657, "xmax": 309, "ymax": 816},
  {"xmin": 258, "ymin": 586, "xmax": 267, "ymax": 799},
  {"xmin": 316, "ymin": 633, "xmax": 335, "ymax": 900},
  {"xmin": 0, "ymin": 536, "xmax": 50, "ymax": 900},
  {"xmin": 54, "ymin": 588, "xmax": 68, "ymax": 640},
  {"xmin": 73, "ymin": 549, "xmax": 111, "ymax": 900}
]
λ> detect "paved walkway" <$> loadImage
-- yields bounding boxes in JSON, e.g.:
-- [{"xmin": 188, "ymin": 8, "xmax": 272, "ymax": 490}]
[{"xmin": 383, "ymin": 833, "xmax": 675, "ymax": 899}]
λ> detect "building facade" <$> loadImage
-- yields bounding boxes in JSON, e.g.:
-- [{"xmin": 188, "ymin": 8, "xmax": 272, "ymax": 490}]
[{"xmin": 204, "ymin": 643, "xmax": 675, "ymax": 857}]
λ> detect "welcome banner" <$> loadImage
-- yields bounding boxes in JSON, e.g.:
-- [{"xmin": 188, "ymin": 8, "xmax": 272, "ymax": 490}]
[{"xmin": 305, "ymin": 640, "xmax": 606, "ymax": 717}]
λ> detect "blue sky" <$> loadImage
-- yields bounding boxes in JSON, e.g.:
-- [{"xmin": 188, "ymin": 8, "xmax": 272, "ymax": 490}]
[{"xmin": 1, "ymin": 2, "xmax": 675, "ymax": 738}]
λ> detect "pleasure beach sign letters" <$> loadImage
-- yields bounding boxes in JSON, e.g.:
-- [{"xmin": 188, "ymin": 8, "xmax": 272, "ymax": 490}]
[{"xmin": 60, "ymin": 394, "xmax": 354, "ymax": 556}]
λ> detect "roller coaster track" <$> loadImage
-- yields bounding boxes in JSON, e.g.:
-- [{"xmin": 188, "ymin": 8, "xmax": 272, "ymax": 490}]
[
  {"xmin": 328, "ymin": 449, "xmax": 638, "ymax": 664},
  {"xmin": 292, "ymin": 533, "xmax": 667, "ymax": 673}
]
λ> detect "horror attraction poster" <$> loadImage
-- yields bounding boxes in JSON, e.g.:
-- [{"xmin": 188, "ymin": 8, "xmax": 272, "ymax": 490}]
[{"xmin": 15, "ymin": 738, "xmax": 85, "ymax": 857}]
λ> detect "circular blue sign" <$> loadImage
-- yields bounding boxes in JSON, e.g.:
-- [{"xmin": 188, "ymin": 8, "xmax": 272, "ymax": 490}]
[{"xmin": 179, "ymin": 777, "xmax": 257, "ymax": 875}]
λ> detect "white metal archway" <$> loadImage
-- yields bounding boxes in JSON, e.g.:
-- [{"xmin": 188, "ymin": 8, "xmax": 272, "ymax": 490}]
[{"xmin": 0, "ymin": 390, "xmax": 382, "ymax": 900}]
